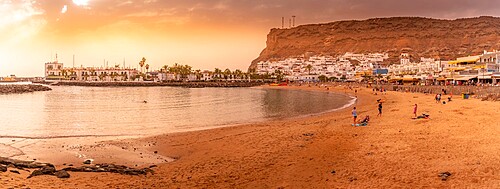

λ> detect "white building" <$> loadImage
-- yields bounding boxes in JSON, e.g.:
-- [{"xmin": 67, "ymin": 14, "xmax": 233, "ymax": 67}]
[
  {"xmin": 255, "ymin": 52, "xmax": 389, "ymax": 82},
  {"xmin": 44, "ymin": 61, "xmax": 139, "ymax": 82}
]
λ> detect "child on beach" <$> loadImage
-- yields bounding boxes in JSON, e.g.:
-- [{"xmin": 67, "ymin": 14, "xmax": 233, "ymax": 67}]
[
  {"xmin": 352, "ymin": 107, "xmax": 357, "ymax": 125},
  {"xmin": 377, "ymin": 102, "xmax": 382, "ymax": 116},
  {"xmin": 435, "ymin": 94, "xmax": 441, "ymax": 103},
  {"xmin": 413, "ymin": 104, "xmax": 418, "ymax": 117}
]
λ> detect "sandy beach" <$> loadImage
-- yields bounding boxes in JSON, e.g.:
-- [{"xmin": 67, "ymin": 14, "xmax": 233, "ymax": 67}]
[{"xmin": 1, "ymin": 85, "xmax": 499, "ymax": 188}]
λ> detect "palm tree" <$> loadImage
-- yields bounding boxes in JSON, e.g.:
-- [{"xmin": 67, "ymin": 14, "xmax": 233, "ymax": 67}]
[
  {"xmin": 159, "ymin": 65, "xmax": 169, "ymax": 81},
  {"xmin": 234, "ymin": 69, "xmax": 243, "ymax": 80},
  {"xmin": 180, "ymin": 65, "xmax": 192, "ymax": 80},
  {"xmin": 168, "ymin": 63, "xmax": 179, "ymax": 80},
  {"xmin": 83, "ymin": 72, "xmax": 89, "ymax": 81},
  {"xmin": 224, "ymin": 68, "xmax": 231, "ymax": 80},
  {"xmin": 110, "ymin": 72, "xmax": 117, "ymax": 81},
  {"xmin": 99, "ymin": 72, "xmax": 107, "ymax": 81},
  {"xmin": 306, "ymin": 64, "xmax": 313, "ymax": 75},
  {"xmin": 61, "ymin": 69, "xmax": 67, "ymax": 80},
  {"xmin": 248, "ymin": 68, "xmax": 257, "ymax": 80},
  {"xmin": 139, "ymin": 57, "xmax": 146, "ymax": 73},
  {"xmin": 274, "ymin": 69, "xmax": 284, "ymax": 82},
  {"xmin": 214, "ymin": 68, "xmax": 222, "ymax": 81},
  {"xmin": 195, "ymin": 69, "xmax": 202, "ymax": 81},
  {"xmin": 145, "ymin": 64, "xmax": 150, "ymax": 73}
]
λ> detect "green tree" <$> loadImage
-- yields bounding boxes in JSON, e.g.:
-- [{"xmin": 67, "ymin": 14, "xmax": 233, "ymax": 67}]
[
  {"xmin": 318, "ymin": 75, "xmax": 328, "ymax": 82},
  {"xmin": 213, "ymin": 68, "xmax": 222, "ymax": 81},
  {"xmin": 234, "ymin": 69, "xmax": 243, "ymax": 80},
  {"xmin": 274, "ymin": 70, "xmax": 284, "ymax": 82},
  {"xmin": 179, "ymin": 65, "xmax": 192, "ymax": 80},
  {"xmin": 305, "ymin": 64, "xmax": 313, "ymax": 75},
  {"xmin": 139, "ymin": 57, "xmax": 146, "ymax": 73},
  {"xmin": 224, "ymin": 68, "xmax": 232, "ymax": 80},
  {"xmin": 162, "ymin": 65, "xmax": 168, "ymax": 73},
  {"xmin": 362, "ymin": 72, "xmax": 372, "ymax": 82},
  {"xmin": 99, "ymin": 72, "xmax": 108, "ymax": 81},
  {"xmin": 168, "ymin": 63, "xmax": 180, "ymax": 80}
]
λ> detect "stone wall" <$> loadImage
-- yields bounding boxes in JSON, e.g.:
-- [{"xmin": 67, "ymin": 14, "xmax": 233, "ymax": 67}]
[{"xmin": 0, "ymin": 85, "xmax": 52, "ymax": 94}]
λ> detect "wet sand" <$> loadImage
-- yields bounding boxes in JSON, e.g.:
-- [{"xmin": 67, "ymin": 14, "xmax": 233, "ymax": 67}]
[{"xmin": 1, "ymin": 85, "xmax": 499, "ymax": 188}]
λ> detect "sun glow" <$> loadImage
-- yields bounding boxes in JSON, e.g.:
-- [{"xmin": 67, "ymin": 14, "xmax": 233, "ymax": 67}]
[{"xmin": 72, "ymin": 0, "xmax": 89, "ymax": 6}]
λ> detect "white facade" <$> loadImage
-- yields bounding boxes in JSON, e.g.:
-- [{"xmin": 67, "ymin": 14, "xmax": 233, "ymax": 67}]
[
  {"xmin": 44, "ymin": 61, "xmax": 139, "ymax": 81},
  {"xmin": 255, "ymin": 52, "xmax": 388, "ymax": 81}
]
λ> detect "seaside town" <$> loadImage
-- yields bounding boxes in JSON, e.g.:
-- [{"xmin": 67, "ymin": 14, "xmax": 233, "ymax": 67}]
[
  {"xmin": 2, "ymin": 0, "xmax": 500, "ymax": 187},
  {"xmin": 255, "ymin": 51, "xmax": 500, "ymax": 85},
  {"xmin": 3, "ymin": 50, "xmax": 499, "ymax": 86}
]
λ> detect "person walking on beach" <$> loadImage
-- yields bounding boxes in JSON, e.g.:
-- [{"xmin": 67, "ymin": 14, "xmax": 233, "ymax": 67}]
[
  {"xmin": 377, "ymin": 102, "xmax": 383, "ymax": 117},
  {"xmin": 413, "ymin": 104, "xmax": 418, "ymax": 118},
  {"xmin": 352, "ymin": 107, "xmax": 357, "ymax": 125}
]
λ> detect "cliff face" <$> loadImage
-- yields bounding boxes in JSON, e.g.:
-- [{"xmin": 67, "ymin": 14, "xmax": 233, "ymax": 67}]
[{"xmin": 250, "ymin": 16, "xmax": 500, "ymax": 69}]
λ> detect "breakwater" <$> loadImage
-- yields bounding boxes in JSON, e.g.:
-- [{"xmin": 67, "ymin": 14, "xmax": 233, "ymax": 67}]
[
  {"xmin": 318, "ymin": 82, "xmax": 500, "ymax": 101},
  {"xmin": 0, "ymin": 85, "xmax": 52, "ymax": 94},
  {"xmin": 47, "ymin": 81, "xmax": 264, "ymax": 88},
  {"xmin": 370, "ymin": 84, "xmax": 500, "ymax": 101}
]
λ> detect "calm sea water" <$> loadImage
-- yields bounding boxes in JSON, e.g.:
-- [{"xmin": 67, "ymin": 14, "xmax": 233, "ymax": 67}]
[{"xmin": 0, "ymin": 86, "xmax": 354, "ymax": 138}]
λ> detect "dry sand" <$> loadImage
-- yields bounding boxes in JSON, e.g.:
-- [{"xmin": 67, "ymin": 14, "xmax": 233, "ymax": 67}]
[{"xmin": 1, "ymin": 85, "xmax": 499, "ymax": 188}]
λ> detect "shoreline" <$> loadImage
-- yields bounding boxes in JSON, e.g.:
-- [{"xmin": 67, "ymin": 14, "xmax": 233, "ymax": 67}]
[
  {"xmin": 0, "ymin": 85, "xmax": 356, "ymax": 166},
  {"xmin": 1, "ymin": 84, "xmax": 499, "ymax": 188},
  {"xmin": 39, "ymin": 81, "xmax": 265, "ymax": 88},
  {"xmin": 0, "ymin": 84, "xmax": 374, "ymax": 186}
]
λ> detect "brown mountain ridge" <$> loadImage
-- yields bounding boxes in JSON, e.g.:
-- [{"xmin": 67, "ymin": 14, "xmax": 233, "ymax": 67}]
[{"xmin": 250, "ymin": 16, "xmax": 500, "ymax": 69}]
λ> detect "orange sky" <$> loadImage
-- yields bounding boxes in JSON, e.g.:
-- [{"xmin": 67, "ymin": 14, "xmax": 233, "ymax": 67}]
[{"xmin": 1, "ymin": 0, "xmax": 500, "ymax": 76}]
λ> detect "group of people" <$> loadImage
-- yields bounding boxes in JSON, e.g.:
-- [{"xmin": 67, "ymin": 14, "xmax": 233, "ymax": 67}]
[
  {"xmin": 350, "ymin": 87, "xmax": 432, "ymax": 126},
  {"xmin": 435, "ymin": 89, "xmax": 453, "ymax": 104},
  {"xmin": 372, "ymin": 87, "xmax": 387, "ymax": 95},
  {"xmin": 351, "ymin": 107, "xmax": 370, "ymax": 126},
  {"xmin": 351, "ymin": 100, "xmax": 382, "ymax": 126},
  {"xmin": 352, "ymin": 102, "xmax": 426, "ymax": 126}
]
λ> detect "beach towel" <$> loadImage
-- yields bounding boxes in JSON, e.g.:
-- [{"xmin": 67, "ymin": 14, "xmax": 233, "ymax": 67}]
[{"xmin": 352, "ymin": 123, "xmax": 368, "ymax": 127}]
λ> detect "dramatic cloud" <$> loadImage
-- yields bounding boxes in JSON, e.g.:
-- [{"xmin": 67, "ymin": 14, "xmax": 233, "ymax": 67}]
[
  {"xmin": 21, "ymin": 0, "xmax": 500, "ymax": 36},
  {"xmin": 0, "ymin": 0, "xmax": 44, "ymax": 26},
  {"xmin": 0, "ymin": 0, "xmax": 46, "ymax": 42}
]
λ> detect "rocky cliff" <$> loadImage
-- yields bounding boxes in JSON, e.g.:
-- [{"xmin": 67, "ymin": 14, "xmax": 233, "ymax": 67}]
[{"xmin": 250, "ymin": 16, "xmax": 500, "ymax": 69}]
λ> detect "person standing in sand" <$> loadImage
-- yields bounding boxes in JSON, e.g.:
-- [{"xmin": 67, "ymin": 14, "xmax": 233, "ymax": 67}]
[
  {"xmin": 377, "ymin": 102, "xmax": 383, "ymax": 117},
  {"xmin": 413, "ymin": 104, "xmax": 418, "ymax": 117},
  {"xmin": 352, "ymin": 107, "xmax": 357, "ymax": 125}
]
